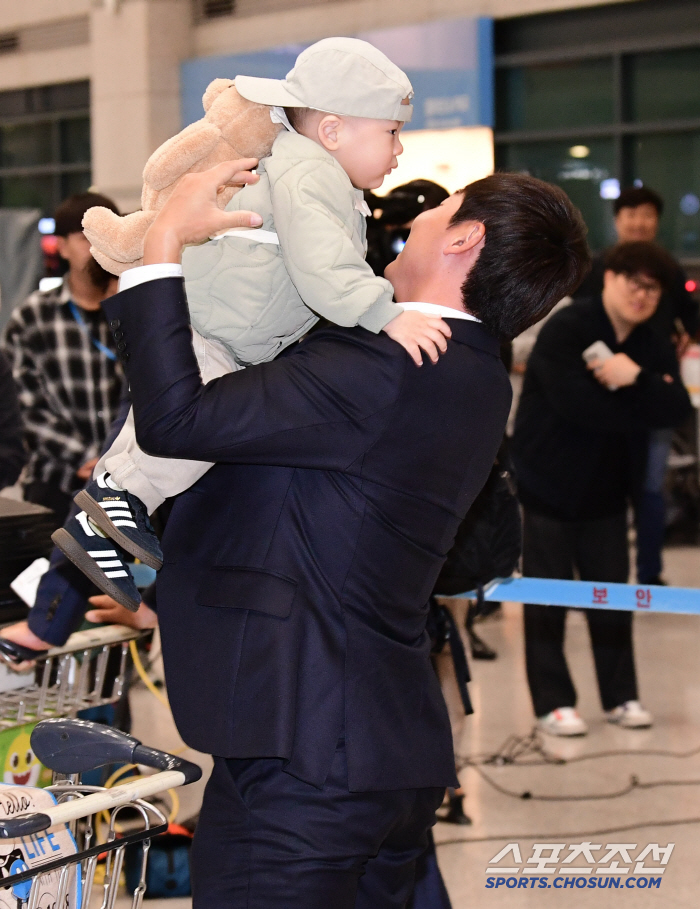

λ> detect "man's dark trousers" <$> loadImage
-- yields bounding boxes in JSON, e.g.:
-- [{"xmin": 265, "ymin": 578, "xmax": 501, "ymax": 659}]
[
  {"xmin": 522, "ymin": 510, "xmax": 638, "ymax": 717},
  {"xmin": 191, "ymin": 739, "xmax": 443, "ymax": 909}
]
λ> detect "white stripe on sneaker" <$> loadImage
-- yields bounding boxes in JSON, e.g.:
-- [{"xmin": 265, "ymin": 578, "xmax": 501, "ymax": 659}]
[
  {"xmin": 87, "ymin": 550, "xmax": 118, "ymax": 558},
  {"xmin": 96, "ymin": 560, "xmax": 123, "ymax": 568},
  {"xmin": 112, "ymin": 520, "xmax": 138, "ymax": 528},
  {"xmin": 105, "ymin": 570, "xmax": 129, "ymax": 578}
]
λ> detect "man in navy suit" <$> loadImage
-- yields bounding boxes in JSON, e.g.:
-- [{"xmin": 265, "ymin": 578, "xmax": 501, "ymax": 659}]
[{"xmin": 97, "ymin": 161, "xmax": 589, "ymax": 908}]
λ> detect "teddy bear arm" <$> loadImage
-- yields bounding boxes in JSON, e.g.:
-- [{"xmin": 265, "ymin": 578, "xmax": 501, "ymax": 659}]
[{"xmin": 83, "ymin": 208, "xmax": 158, "ymax": 273}]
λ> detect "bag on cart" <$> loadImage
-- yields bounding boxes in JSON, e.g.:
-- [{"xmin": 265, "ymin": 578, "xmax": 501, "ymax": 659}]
[{"xmin": 125, "ymin": 824, "xmax": 194, "ymax": 898}]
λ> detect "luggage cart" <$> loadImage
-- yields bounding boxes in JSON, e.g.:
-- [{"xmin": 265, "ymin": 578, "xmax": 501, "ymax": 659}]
[
  {"xmin": 0, "ymin": 626, "xmax": 147, "ymax": 729},
  {"xmin": 0, "ymin": 718, "xmax": 202, "ymax": 909}
]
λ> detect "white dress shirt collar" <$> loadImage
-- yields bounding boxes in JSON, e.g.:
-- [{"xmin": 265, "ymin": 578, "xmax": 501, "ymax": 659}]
[
  {"xmin": 400, "ymin": 301, "xmax": 481, "ymax": 323},
  {"xmin": 117, "ymin": 271, "xmax": 480, "ymax": 328}
]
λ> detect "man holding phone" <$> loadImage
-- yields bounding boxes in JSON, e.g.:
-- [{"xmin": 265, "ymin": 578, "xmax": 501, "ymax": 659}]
[
  {"xmin": 574, "ymin": 186, "xmax": 699, "ymax": 586},
  {"xmin": 512, "ymin": 241, "xmax": 692, "ymax": 737}
]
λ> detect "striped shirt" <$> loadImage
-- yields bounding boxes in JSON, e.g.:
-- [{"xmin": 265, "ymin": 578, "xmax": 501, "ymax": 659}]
[{"xmin": 1, "ymin": 279, "xmax": 122, "ymax": 496}]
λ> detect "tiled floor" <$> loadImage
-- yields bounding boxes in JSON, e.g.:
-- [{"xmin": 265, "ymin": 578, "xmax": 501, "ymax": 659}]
[
  {"xmin": 435, "ymin": 545, "xmax": 700, "ymax": 908},
  {"xmin": 124, "ymin": 544, "xmax": 700, "ymax": 908}
]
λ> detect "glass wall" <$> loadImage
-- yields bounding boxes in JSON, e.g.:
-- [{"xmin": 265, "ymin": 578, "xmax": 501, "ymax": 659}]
[
  {"xmin": 0, "ymin": 82, "xmax": 90, "ymax": 215},
  {"xmin": 500, "ymin": 139, "xmax": 617, "ymax": 250},
  {"xmin": 496, "ymin": 59, "xmax": 614, "ymax": 132},
  {"xmin": 629, "ymin": 131, "xmax": 700, "ymax": 259},
  {"xmin": 627, "ymin": 49, "xmax": 700, "ymax": 123},
  {"xmin": 495, "ymin": 14, "xmax": 700, "ymax": 262}
]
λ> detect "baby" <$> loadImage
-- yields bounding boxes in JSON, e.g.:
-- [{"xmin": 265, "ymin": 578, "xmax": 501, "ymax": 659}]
[{"xmin": 54, "ymin": 38, "xmax": 451, "ymax": 610}]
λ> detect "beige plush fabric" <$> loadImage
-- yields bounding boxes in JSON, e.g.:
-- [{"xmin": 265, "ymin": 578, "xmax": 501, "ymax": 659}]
[
  {"xmin": 183, "ymin": 130, "xmax": 400, "ymax": 366},
  {"xmin": 82, "ymin": 81, "xmax": 282, "ymax": 275}
]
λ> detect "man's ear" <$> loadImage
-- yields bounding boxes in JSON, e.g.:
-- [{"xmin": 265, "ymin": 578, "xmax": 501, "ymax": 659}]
[
  {"xmin": 55, "ymin": 235, "xmax": 69, "ymax": 259},
  {"xmin": 443, "ymin": 221, "xmax": 485, "ymax": 256},
  {"xmin": 317, "ymin": 115, "xmax": 343, "ymax": 151}
]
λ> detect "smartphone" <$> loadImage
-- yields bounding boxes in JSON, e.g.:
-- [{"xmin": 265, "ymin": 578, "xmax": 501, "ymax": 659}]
[
  {"xmin": 582, "ymin": 340, "xmax": 614, "ymax": 365},
  {"xmin": 582, "ymin": 340, "xmax": 617, "ymax": 390}
]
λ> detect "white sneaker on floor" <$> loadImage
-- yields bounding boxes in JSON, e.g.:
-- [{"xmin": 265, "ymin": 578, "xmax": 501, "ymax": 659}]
[
  {"xmin": 537, "ymin": 707, "xmax": 588, "ymax": 737},
  {"xmin": 606, "ymin": 700, "xmax": 653, "ymax": 728}
]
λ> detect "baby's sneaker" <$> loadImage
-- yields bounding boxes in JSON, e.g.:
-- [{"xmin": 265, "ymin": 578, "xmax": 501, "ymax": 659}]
[
  {"xmin": 606, "ymin": 700, "xmax": 653, "ymax": 729},
  {"xmin": 74, "ymin": 473, "xmax": 163, "ymax": 570},
  {"xmin": 52, "ymin": 512, "xmax": 141, "ymax": 612}
]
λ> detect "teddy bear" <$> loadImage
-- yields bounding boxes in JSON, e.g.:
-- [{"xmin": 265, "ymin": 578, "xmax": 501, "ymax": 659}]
[{"xmin": 83, "ymin": 79, "xmax": 282, "ymax": 275}]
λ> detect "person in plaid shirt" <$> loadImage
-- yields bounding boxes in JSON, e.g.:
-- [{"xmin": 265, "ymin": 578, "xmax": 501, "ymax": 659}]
[{"xmin": 2, "ymin": 193, "xmax": 123, "ymax": 525}]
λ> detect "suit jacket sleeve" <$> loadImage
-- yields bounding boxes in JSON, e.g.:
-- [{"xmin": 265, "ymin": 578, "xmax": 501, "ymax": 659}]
[{"xmin": 103, "ymin": 277, "xmax": 406, "ymax": 468}]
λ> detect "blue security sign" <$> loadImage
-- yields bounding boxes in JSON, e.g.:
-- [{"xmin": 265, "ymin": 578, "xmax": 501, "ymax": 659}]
[
  {"xmin": 181, "ymin": 17, "xmax": 493, "ymax": 131},
  {"xmin": 358, "ymin": 18, "xmax": 493, "ymax": 131}
]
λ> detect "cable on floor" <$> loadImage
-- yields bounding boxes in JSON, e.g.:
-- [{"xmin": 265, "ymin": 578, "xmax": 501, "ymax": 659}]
[{"xmin": 454, "ymin": 726, "xmax": 700, "ymax": 803}]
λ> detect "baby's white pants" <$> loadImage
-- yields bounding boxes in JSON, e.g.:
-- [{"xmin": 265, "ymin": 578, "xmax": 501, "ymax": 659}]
[{"xmin": 94, "ymin": 330, "xmax": 239, "ymax": 513}]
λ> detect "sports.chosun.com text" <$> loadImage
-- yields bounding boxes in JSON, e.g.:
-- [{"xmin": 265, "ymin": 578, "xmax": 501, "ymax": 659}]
[{"xmin": 485, "ymin": 876, "xmax": 661, "ymax": 890}]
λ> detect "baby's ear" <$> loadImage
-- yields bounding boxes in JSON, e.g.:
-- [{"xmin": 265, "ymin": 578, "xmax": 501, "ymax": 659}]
[{"xmin": 317, "ymin": 114, "xmax": 343, "ymax": 151}]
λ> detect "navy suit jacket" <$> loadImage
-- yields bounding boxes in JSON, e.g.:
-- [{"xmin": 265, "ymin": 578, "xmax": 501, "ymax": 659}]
[{"xmin": 104, "ymin": 278, "xmax": 511, "ymax": 792}]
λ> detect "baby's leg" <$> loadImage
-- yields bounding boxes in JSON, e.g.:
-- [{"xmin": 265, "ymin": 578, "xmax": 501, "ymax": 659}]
[{"xmin": 94, "ymin": 331, "xmax": 239, "ymax": 513}]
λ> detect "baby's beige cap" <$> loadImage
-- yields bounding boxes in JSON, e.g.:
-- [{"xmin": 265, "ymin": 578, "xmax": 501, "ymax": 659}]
[{"xmin": 235, "ymin": 37, "xmax": 413, "ymax": 122}]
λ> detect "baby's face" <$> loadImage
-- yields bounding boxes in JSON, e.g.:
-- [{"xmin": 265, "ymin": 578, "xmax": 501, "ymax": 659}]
[{"xmin": 333, "ymin": 117, "xmax": 404, "ymax": 190}]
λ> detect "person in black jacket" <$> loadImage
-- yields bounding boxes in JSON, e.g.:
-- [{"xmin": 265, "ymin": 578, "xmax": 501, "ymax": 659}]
[
  {"xmin": 513, "ymin": 242, "xmax": 692, "ymax": 738},
  {"xmin": 573, "ymin": 186, "xmax": 699, "ymax": 585},
  {"xmin": 0, "ymin": 349, "xmax": 26, "ymax": 490},
  {"xmin": 70, "ymin": 163, "xmax": 588, "ymax": 909}
]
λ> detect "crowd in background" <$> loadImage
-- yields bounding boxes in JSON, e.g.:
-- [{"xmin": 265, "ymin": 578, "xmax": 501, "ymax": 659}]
[{"xmin": 0, "ymin": 174, "xmax": 698, "ymax": 796}]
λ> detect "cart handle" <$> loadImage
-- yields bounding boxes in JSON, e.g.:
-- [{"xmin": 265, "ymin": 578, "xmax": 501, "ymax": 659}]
[
  {"xmin": 0, "ymin": 770, "xmax": 184, "ymax": 837},
  {"xmin": 30, "ymin": 719, "xmax": 202, "ymax": 782}
]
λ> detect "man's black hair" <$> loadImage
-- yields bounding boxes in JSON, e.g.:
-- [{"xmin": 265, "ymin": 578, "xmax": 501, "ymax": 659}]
[
  {"xmin": 450, "ymin": 173, "xmax": 590, "ymax": 341},
  {"xmin": 603, "ymin": 241, "xmax": 676, "ymax": 291},
  {"xmin": 614, "ymin": 186, "xmax": 664, "ymax": 217},
  {"xmin": 54, "ymin": 191, "xmax": 120, "ymax": 237}
]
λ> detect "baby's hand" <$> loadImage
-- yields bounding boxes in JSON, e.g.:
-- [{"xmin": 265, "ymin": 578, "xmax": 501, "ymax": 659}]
[{"xmin": 383, "ymin": 311, "xmax": 452, "ymax": 366}]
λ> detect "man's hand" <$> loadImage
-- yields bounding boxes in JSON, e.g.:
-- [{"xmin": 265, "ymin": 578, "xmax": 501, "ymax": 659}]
[
  {"xmin": 588, "ymin": 353, "xmax": 642, "ymax": 389},
  {"xmin": 0, "ymin": 621, "xmax": 52, "ymax": 672},
  {"xmin": 383, "ymin": 311, "xmax": 452, "ymax": 366},
  {"xmin": 76, "ymin": 456, "xmax": 99, "ymax": 481},
  {"xmin": 143, "ymin": 160, "xmax": 264, "ymax": 265},
  {"xmin": 85, "ymin": 594, "xmax": 158, "ymax": 630}
]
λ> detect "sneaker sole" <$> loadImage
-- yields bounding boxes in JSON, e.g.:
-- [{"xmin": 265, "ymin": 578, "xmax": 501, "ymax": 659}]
[
  {"xmin": 607, "ymin": 717, "xmax": 652, "ymax": 729},
  {"xmin": 537, "ymin": 722, "xmax": 588, "ymax": 737},
  {"xmin": 74, "ymin": 490, "xmax": 162, "ymax": 570},
  {"xmin": 52, "ymin": 528, "xmax": 141, "ymax": 612}
]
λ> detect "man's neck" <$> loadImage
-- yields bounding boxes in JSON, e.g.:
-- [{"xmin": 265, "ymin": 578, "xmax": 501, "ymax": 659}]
[
  {"xmin": 394, "ymin": 281, "xmax": 472, "ymax": 316},
  {"xmin": 66, "ymin": 271, "xmax": 103, "ymax": 311}
]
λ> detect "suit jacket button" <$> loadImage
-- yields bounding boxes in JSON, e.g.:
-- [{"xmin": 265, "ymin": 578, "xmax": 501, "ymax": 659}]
[
  {"xmin": 109, "ymin": 319, "xmax": 121, "ymax": 330},
  {"xmin": 117, "ymin": 341, "xmax": 127, "ymax": 352},
  {"xmin": 113, "ymin": 330, "xmax": 123, "ymax": 341}
]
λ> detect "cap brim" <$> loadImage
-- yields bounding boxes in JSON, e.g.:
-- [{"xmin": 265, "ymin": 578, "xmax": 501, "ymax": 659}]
[{"xmin": 235, "ymin": 75, "xmax": 305, "ymax": 108}]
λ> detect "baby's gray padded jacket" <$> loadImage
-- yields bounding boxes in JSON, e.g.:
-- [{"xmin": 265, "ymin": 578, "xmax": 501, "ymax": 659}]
[{"xmin": 182, "ymin": 129, "xmax": 401, "ymax": 366}]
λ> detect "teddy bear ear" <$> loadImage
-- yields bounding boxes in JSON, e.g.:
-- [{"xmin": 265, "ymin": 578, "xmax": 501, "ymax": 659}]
[{"xmin": 202, "ymin": 78, "xmax": 235, "ymax": 113}]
